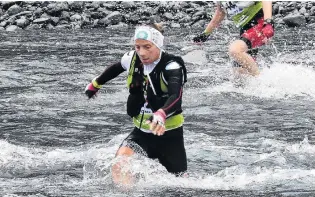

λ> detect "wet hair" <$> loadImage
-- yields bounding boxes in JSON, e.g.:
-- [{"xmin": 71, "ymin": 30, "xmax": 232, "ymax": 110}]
[{"xmin": 149, "ymin": 23, "xmax": 164, "ymax": 34}]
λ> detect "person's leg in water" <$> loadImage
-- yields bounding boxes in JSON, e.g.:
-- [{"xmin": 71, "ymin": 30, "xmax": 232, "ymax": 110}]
[
  {"xmin": 230, "ymin": 17, "xmax": 268, "ymax": 77},
  {"xmin": 112, "ymin": 145, "xmax": 136, "ymax": 187},
  {"xmin": 232, "ymin": 47, "xmax": 259, "ymax": 80},
  {"xmin": 229, "ymin": 39, "xmax": 260, "ymax": 76},
  {"xmin": 156, "ymin": 127, "xmax": 187, "ymax": 176},
  {"xmin": 111, "ymin": 128, "xmax": 149, "ymax": 187}
]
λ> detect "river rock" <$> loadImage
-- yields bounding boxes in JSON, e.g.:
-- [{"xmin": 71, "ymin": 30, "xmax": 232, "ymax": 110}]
[
  {"xmin": 60, "ymin": 11, "xmax": 70, "ymax": 20},
  {"xmin": 283, "ymin": 14, "xmax": 306, "ymax": 26},
  {"xmin": 163, "ymin": 12, "xmax": 174, "ymax": 20},
  {"xmin": 33, "ymin": 17, "xmax": 50, "ymax": 24},
  {"xmin": 13, "ymin": 11, "xmax": 32, "ymax": 18},
  {"xmin": 50, "ymin": 17, "xmax": 60, "ymax": 26},
  {"xmin": 178, "ymin": 16, "xmax": 191, "ymax": 23},
  {"xmin": 97, "ymin": 17, "xmax": 110, "ymax": 26},
  {"xmin": 68, "ymin": 1, "xmax": 84, "ymax": 12},
  {"xmin": 7, "ymin": 16, "xmax": 16, "ymax": 24},
  {"xmin": 0, "ymin": 1, "xmax": 315, "ymax": 31},
  {"xmin": 104, "ymin": 11, "xmax": 122, "ymax": 25},
  {"xmin": 88, "ymin": 1, "xmax": 101, "ymax": 10},
  {"xmin": 2, "ymin": 1, "xmax": 18, "ymax": 10},
  {"xmin": 33, "ymin": 7, "xmax": 43, "ymax": 17},
  {"xmin": 25, "ymin": 24, "xmax": 41, "ymax": 30},
  {"xmin": 70, "ymin": 14, "xmax": 82, "ymax": 21},
  {"xmin": 97, "ymin": 7, "xmax": 111, "ymax": 16},
  {"xmin": 7, "ymin": 4, "xmax": 22, "ymax": 16},
  {"xmin": 102, "ymin": 3, "xmax": 116, "ymax": 10},
  {"xmin": 170, "ymin": 22, "xmax": 181, "ymax": 28},
  {"xmin": 107, "ymin": 22, "xmax": 128, "ymax": 30},
  {"xmin": 0, "ymin": 21, "xmax": 7, "ymax": 27},
  {"xmin": 15, "ymin": 17, "xmax": 29, "ymax": 28},
  {"xmin": 46, "ymin": 2, "xmax": 69, "ymax": 16},
  {"xmin": 46, "ymin": 23, "xmax": 55, "ymax": 30},
  {"xmin": 120, "ymin": 1, "xmax": 136, "ymax": 10},
  {"xmin": 299, "ymin": 7, "xmax": 307, "ymax": 15},
  {"xmin": 6, "ymin": 25, "xmax": 21, "ymax": 31}
]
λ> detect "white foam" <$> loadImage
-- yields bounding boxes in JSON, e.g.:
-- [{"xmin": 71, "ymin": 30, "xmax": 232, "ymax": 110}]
[{"xmin": 209, "ymin": 62, "xmax": 315, "ymax": 99}]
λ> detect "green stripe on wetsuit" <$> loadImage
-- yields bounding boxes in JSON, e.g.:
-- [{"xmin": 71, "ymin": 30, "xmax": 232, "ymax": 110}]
[{"xmin": 232, "ymin": 2, "xmax": 262, "ymax": 27}]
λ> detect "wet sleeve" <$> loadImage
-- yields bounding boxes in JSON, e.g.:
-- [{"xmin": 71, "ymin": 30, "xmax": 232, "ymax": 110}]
[
  {"xmin": 95, "ymin": 62, "xmax": 125, "ymax": 85},
  {"xmin": 161, "ymin": 63, "xmax": 184, "ymax": 116}
]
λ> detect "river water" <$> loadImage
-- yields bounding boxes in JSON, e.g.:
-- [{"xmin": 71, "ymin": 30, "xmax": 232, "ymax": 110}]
[{"xmin": 0, "ymin": 26, "xmax": 315, "ymax": 197}]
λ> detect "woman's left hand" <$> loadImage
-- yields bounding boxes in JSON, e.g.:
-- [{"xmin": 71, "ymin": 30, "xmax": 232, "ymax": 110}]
[{"xmin": 146, "ymin": 109, "xmax": 166, "ymax": 136}]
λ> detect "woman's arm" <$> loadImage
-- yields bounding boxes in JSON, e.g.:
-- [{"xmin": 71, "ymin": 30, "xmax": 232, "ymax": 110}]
[
  {"xmin": 96, "ymin": 62, "xmax": 125, "ymax": 85},
  {"xmin": 262, "ymin": 1, "xmax": 273, "ymax": 20},
  {"xmin": 204, "ymin": 4, "xmax": 226, "ymax": 34},
  {"xmin": 160, "ymin": 63, "xmax": 184, "ymax": 116}
]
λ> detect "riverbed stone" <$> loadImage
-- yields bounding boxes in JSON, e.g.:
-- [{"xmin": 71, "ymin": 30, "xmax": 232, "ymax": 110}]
[
  {"xmin": 0, "ymin": 1, "xmax": 314, "ymax": 31},
  {"xmin": 7, "ymin": 4, "xmax": 22, "ymax": 16},
  {"xmin": 6, "ymin": 25, "xmax": 21, "ymax": 31},
  {"xmin": 283, "ymin": 14, "xmax": 306, "ymax": 27},
  {"xmin": 15, "ymin": 17, "xmax": 29, "ymax": 28}
]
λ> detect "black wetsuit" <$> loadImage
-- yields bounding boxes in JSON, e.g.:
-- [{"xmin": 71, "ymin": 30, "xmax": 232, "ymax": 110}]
[{"xmin": 95, "ymin": 53, "xmax": 187, "ymax": 175}]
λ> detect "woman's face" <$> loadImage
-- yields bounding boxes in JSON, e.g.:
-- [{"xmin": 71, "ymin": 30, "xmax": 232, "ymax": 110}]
[{"xmin": 135, "ymin": 39, "xmax": 160, "ymax": 65}]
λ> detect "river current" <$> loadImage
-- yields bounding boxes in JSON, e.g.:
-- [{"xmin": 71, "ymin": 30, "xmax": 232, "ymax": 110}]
[{"xmin": 0, "ymin": 26, "xmax": 315, "ymax": 196}]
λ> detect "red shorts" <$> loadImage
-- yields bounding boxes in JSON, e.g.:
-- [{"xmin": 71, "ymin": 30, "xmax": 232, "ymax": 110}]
[{"xmin": 241, "ymin": 17, "xmax": 266, "ymax": 49}]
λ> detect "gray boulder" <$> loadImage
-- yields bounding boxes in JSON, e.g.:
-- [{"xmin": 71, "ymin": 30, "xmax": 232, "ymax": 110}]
[
  {"xmin": 0, "ymin": 21, "xmax": 7, "ymax": 27},
  {"xmin": 46, "ymin": 3, "xmax": 69, "ymax": 16},
  {"xmin": 97, "ymin": 7, "xmax": 111, "ymax": 16},
  {"xmin": 102, "ymin": 3, "xmax": 115, "ymax": 10},
  {"xmin": 2, "ymin": 1, "xmax": 17, "ymax": 10},
  {"xmin": 25, "ymin": 24, "xmax": 41, "ymax": 30},
  {"xmin": 60, "ymin": 11, "xmax": 70, "ymax": 20},
  {"xmin": 107, "ymin": 22, "xmax": 128, "ymax": 30},
  {"xmin": 7, "ymin": 4, "xmax": 22, "ymax": 16},
  {"xmin": 70, "ymin": 14, "xmax": 82, "ymax": 21},
  {"xmin": 50, "ymin": 17, "xmax": 60, "ymax": 26},
  {"xmin": 15, "ymin": 17, "xmax": 29, "ymax": 28},
  {"xmin": 170, "ymin": 23, "xmax": 181, "ymax": 28},
  {"xmin": 33, "ymin": 17, "xmax": 50, "ymax": 24},
  {"xmin": 13, "ymin": 11, "xmax": 32, "ymax": 18},
  {"xmin": 163, "ymin": 12, "xmax": 174, "ymax": 20},
  {"xmin": 104, "ymin": 11, "xmax": 122, "ymax": 25},
  {"xmin": 299, "ymin": 7, "xmax": 307, "ymax": 15},
  {"xmin": 33, "ymin": 7, "xmax": 43, "ymax": 17},
  {"xmin": 88, "ymin": 1, "xmax": 101, "ymax": 10},
  {"xmin": 97, "ymin": 17, "xmax": 110, "ymax": 26},
  {"xmin": 68, "ymin": 1, "xmax": 84, "ymax": 11},
  {"xmin": 6, "ymin": 25, "xmax": 21, "ymax": 31},
  {"xmin": 46, "ymin": 23, "xmax": 55, "ymax": 30},
  {"xmin": 283, "ymin": 14, "xmax": 306, "ymax": 27},
  {"xmin": 120, "ymin": 1, "xmax": 136, "ymax": 10}
]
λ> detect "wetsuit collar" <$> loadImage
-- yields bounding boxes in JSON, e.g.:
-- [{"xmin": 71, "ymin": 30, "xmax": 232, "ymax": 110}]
[{"xmin": 143, "ymin": 50, "xmax": 163, "ymax": 75}]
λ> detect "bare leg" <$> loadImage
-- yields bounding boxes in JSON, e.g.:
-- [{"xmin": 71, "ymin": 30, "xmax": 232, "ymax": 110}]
[
  {"xmin": 229, "ymin": 40, "xmax": 260, "ymax": 76},
  {"xmin": 112, "ymin": 146, "xmax": 135, "ymax": 187}
]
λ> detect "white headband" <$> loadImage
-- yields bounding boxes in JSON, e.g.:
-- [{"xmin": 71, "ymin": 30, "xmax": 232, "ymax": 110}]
[{"xmin": 134, "ymin": 26, "xmax": 164, "ymax": 48}]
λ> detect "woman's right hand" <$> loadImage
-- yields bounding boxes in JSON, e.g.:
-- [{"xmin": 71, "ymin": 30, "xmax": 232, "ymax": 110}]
[{"xmin": 85, "ymin": 78, "xmax": 101, "ymax": 99}]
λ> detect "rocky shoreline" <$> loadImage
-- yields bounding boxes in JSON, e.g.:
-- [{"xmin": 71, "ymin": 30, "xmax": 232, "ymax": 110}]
[{"xmin": 1, "ymin": 1, "xmax": 315, "ymax": 31}]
